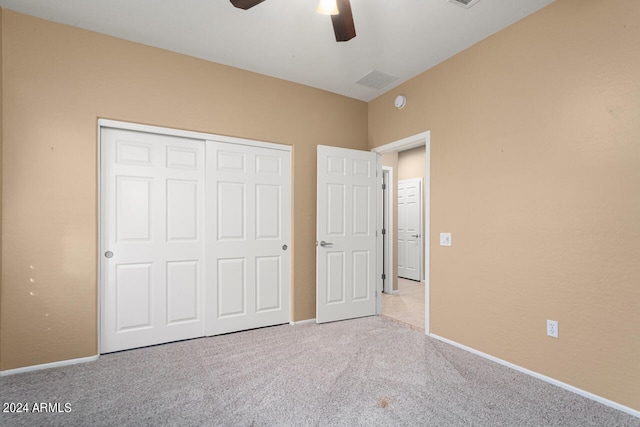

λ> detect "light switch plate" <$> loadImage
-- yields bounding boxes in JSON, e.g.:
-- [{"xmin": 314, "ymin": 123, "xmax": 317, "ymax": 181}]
[
  {"xmin": 440, "ymin": 233, "xmax": 451, "ymax": 246},
  {"xmin": 547, "ymin": 320, "xmax": 558, "ymax": 338}
]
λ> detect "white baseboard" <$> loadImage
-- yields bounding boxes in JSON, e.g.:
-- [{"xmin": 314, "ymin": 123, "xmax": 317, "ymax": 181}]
[
  {"xmin": 0, "ymin": 355, "xmax": 99, "ymax": 377},
  {"xmin": 289, "ymin": 318, "xmax": 316, "ymax": 325},
  {"xmin": 429, "ymin": 334, "xmax": 640, "ymax": 419}
]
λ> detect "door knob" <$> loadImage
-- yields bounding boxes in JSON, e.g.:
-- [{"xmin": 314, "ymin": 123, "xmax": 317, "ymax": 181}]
[
  {"xmin": 411, "ymin": 234, "xmax": 420, "ymax": 238},
  {"xmin": 104, "ymin": 251, "xmax": 114, "ymax": 258},
  {"xmin": 319, "ymin": 241, "xmax": 333, "ymax": 247}
]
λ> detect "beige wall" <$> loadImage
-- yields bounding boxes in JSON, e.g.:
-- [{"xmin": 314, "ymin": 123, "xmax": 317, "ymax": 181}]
[
  {"xmin": 398, "ymin": 146, "xmax": 427, "ymax": 280},
  {"xmin": 369, "ymin": 0, "xmax": 640, "ymax": 411},
  {"xmin": 398, "ymin": 146, "xmax": 425, "ymax": 181},
  {"xmin": 0, "ymin": 10, "xmax": 367, "ymax": 370}
]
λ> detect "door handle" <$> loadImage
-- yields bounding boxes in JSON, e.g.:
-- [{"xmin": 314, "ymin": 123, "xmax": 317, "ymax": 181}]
[
  {"xmin": 411, "ymin": 234, "xmax": 420, "ymax": 238},
  {"xmin": 105, "ymin": 251, "xmax": 114, "ymax": 258},
  {"xmin": 319, "ymin": 241, "xmax": 333, "ymax": 247}
]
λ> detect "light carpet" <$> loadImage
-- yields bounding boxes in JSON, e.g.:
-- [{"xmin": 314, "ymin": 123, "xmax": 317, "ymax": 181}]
[{"xmin": 1, "ymin": 317, "xmax": 637, "ymax": 426}]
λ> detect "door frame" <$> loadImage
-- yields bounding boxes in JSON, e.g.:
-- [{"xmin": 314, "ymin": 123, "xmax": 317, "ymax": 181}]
[
  {"xmin": 97, "ymin": 119, "xmax": 293, "ymax": 354},
  {"xmin": 381, "ymin": 167, "xmax": 396, "ymax": 294},
  {"xmin": 372, "ymin": 131, "xmax": 430, "ymax": 335}
]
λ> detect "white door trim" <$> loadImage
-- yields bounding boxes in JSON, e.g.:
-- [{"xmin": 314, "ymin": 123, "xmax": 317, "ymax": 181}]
[
  {"xmin": 98, "ymin": 119, "xmax": 292, "ymax": 153},
  {"xmin": 376, "ymin": 154, "xmax": 383, "ymax": 315},
  {"xmin": 97, "ymin": 119, "xmax": 292, "ymax": 354},
  {"xmin": 381, "ymin": 167, "xmax": 395, "ymax": 294},
  {"xmin": 372, "ymin": 131, "xmax": 430, "ymax": 335}
]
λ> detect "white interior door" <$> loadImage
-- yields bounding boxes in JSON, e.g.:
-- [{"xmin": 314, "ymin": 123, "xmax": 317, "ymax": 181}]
[
  {"xmin": 101, "ymin": 128, "xmax": 205, "ymax": 353},
  {"xmin": 206, "ymin": 141, "xmax": 291, "ymax": 335},
  {"xmin": 316, "ymin": 145, "xmax": 378, "ymax": 323},
  {"xmin": 398, "ymin": 178, "xmax": 422, "ymax": 281}
]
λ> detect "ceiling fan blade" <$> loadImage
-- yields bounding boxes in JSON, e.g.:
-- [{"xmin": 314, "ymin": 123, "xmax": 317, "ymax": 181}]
[
  {"xmin": 230, "ymin": 0, "xmax": 266, "ymax": 10},
  {"xmin": 331, "ymin": 0, "xmax": 356, "ymax": 42}
]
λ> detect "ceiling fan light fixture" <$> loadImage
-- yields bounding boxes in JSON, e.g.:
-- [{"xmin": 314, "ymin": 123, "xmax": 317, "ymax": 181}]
[{"xmin": 317, "ymin": 0, "xmax": 339, "ymax": 15}]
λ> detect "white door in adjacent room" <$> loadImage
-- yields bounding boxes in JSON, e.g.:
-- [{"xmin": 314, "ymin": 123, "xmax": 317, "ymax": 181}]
[
  {"xmin": 398, "ymin": 178, "xmax": 422, "ymax": 281},
  {"xmin": 101, "ymin": 128, "xmax": 205, "ymax": 353},
  {"xmin": 316, "ymin": 145, "xmax": 379, "ymax": 323},
  {"xmin": 205, "ymin": 141, "xmax": 291, "ymax": 335}
]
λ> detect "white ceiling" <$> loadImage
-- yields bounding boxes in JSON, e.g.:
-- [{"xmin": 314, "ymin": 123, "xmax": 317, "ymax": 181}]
[{"xmin": 0, "ymin": 0, "xmax": 555, "ymax": 101}]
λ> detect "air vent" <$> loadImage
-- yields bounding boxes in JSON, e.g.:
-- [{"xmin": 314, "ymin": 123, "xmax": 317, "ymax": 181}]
[
  {"xmin": 449, "ymin": 0, "xmax": 481, "ymax": 9},
  {"xmin": 355, "ymin": 70, "xmax": 398, "ymax": 90}
]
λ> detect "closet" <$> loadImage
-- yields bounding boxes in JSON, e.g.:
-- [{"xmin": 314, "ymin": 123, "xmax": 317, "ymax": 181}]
[{"xmin": 100, "ymin": 123, "xmax": 291, "ymax": 353}]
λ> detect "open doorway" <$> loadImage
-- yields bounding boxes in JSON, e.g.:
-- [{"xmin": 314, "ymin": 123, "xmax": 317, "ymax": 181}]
[{"xmin": 373, "ymin": 131, "xmax": 430, "ymax": 335}]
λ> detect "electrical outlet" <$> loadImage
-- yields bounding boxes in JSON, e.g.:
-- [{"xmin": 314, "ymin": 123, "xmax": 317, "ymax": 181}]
[{"xmin": 547, "ymin": 320, "xmax": 558, "ymax": 338}]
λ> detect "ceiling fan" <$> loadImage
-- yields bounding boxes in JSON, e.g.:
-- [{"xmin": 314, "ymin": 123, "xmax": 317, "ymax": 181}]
[{"xmin": 230, "ymin": 0, "xmax": 356, "ymax": 42}]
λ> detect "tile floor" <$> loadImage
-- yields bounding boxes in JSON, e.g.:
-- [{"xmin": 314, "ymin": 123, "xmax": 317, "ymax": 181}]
[{"xmin": 381, "ymin": 277, "xmax": 425, "ymax": 333}]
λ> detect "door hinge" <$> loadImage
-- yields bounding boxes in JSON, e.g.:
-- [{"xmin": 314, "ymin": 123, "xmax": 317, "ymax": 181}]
[
  {"xmin": 382, "ymin": 183, "xmax": 386, "ymax": 190},
  {"xmin": 382, "ymin": 273, "xmax": 386, "ymax": 280},
  {"xmin": 382, "ymin": 228, "xmax": 386, "ymax": 235}
]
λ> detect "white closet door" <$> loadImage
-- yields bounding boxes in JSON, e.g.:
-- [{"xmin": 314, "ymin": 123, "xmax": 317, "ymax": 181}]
[
  {"xmin": 101, "ymin": 128, "xmax": 205, "ymax": 353},
  {"xmin": 206, "ymin": 141, "xmax": 291, "ymax": 336}
]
